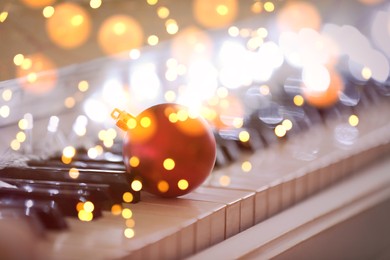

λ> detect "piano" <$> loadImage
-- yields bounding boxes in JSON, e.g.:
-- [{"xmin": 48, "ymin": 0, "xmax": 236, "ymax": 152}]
[{"xmin": 1, "ymin": 1, "xmax": 390, "ymax": 259}]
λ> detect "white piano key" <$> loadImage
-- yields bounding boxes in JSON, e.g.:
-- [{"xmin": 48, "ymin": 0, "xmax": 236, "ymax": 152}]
[
  {"xmin": 267, "ymin": 179, "xmax": 282, "ymax": 217},
  {"xmin": 294, "ymin": 169, "xmax": 308, "ymax": 203},
  {"xmin": 254, "ymin": 186, "xmax": 268, "ymax": 224},
  {"xmin": 281, "ymin": 174, "xmax": 295, "ymax": 209},
  {"xmin": 184, "ymin": 186, "xmax": 255, "ymax": 238},
  {"xmin": 133, "ymin": 194, "xmax": 226, "ymax": 253}
]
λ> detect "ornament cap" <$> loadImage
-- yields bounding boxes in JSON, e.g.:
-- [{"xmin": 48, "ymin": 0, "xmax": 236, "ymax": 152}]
[{"xmin": 111, "ymin": 108, "xmax": 134, "ymax": 131}]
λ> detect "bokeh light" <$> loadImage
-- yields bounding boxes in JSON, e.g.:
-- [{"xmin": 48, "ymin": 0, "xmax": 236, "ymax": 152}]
[
  {"xmin": 21, "ymin": 0, "xmax": 56, "ymax": 9},
  {"xmin": 46, "ymin": 2, "xmax": 91, "ymax": 49},
  {"xmin": 302, "ymin": 68, "xmax": 343, "ymax": 108},
  {"xmin": 277, "ymin": 1, "xmax": 321, "ymax": 32},
  {"xmin": 98, "ymin": 15, "xmax": 144, "ymax": 56},
  {"xmin": 193, "ymin": 0, "xmax": 238, "ymax": 28},
  {"xmin": 15, "ymin": 53, "xmax": 57, "ymax": 95}
]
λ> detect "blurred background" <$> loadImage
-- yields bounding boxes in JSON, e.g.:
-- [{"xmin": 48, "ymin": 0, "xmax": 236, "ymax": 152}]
[{"xmin": 0, "ymin": 0, "xmax": 389, "ymax": 148}]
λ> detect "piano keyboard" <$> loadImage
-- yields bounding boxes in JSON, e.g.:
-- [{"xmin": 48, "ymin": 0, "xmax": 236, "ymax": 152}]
[
  {"xmin": 1, "ymin": 2, "xmax": 390, "ymax": 257},
  {"xmin": 1, "ymin": 91, "xmax": 389, "ymax": 259}
]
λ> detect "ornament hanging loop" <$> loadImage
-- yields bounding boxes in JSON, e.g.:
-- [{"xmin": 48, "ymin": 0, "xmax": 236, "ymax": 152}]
[{"xmin": 111, "ymin": 108, "xmax": 134, "ymax": 132}]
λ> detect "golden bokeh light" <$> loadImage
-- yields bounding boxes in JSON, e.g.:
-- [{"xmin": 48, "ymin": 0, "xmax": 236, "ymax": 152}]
[
  {"xmin": 122, "ymin": 208, "xmax": 133, "ymax": 219},
  {"xmin": 10, "ymin": 139, "xmax": 21, "ymax": 151},
  {"xmin": 178, "ymin": 179, "xmax": 189, "ymax": 190},
  {"xmin": 166, "ymin": 19, "xmax": 179, "ymax": 35},
  {"xmin": 83, "ymin": 201, "xmax": 94, "ymax": 213},
  {"xmin": 21, "ymin": 0, "xmax": 56, "ymax": 8},
  {"xmin": 13, "ymin": 54, "xmax": 24, "ymax": 66},
  {"xmin": 238, "ymin": 130, "xmax": 250, "ymax": 142},
  {"xmin": 126, "ymin": 219, "xmax": 135, "ymax": 228},
  {"xmin": 98, "ymin": 15, "xmax": 144, "ymax": 55},
  {"xmin": 140, "ymin": 116, "xmax": 152, "ymax": 128},
  {"xmin": 111, "ymin": 204, "xmax": 122, "ymax": 215},
  {"xmin": 131, "ymin": 180, "xmax": 143, "ymax": 191},
  {"xmin": 361, "ymin": 66, "xmax": 372, "ymax": 80},
  {"xmin": 193, "ymin": 0, "xmax": 238, "ymax": 28},
  {"xmin": 263, "ymin": 2, "xmax": 275, "ymax": 12},
  {"xmin": 61, "ymin": 155, "xmax": 72, "ymax": 164},
  {"xmin": 15, "ymin": 53, "xmax": 57, "ymax": 95},
  {"xmin": 293, "ymin": 95, "xmax": 305, "ymax": 106},
  {"xmin": 76, "ymin": 202, "xmax": 84, "ymax": 212},
  {"xmin": 46, "ymin": 2, "xmax": 91, "ymax": 49},
  {"xmin": 282, "ymin": 119, "xmax": 293, "ymax": 131},
  {"xmin": 124, "ymin": 228, "xmax": 135, "ymax": 238},
  {"xmin": 163, "ymin": 158, "xmax": 175, "ymax": 171},
  {"xmin": 42, "ymin": 6, "xmax": 55, "ymax": 18},
  {"xmin": 69, "ymin": 167, "xmax": 80, "ymax": 179},
  {"xmin": 251, "ymin": 2, "xmax": 262, "ymax": 13},
  {"xmin": 63, "ymin": 145, "xmax": 76, "ymax": 158},
  {"xmin": 2, "ymin": 89, "xmax": 12, "ymax": 101},
  {"xmin": 90, "ymin": 0, "xmax": 102, "ymax": 9},
  {"xmin": 129, "ymin": 156, "xmax": 140, "ymax": 167},
  {"xmin": 157, "ymin": 180, "xmax": 170, "ymax": 193},
  {"xmin": 277, "ymin": 1, "xmax": 321, "ymax": 32},
  {"xmin": 64, "ymin": 96, "xmax": 76, "ymax": 108},
  {"xmin": 123, "ymin": 191, "xmax": 134, "ymax": 203},
  {"xmin": 147, "ymin": 35, "xmax": 159, "ymax": 46},
  {"xmin": 241, "ymin": 161, "xmax": 252, "ymax": 172},
  {"xmin": 349, "ymin": 114, "xmax": 359, "ymax": 126},
  {"xmin": 219, "ymin": 175, "xmax": 231, "ymax": 187},
  {"xmin": 78, "ymin": 210, "xmax": 93, "ymax": 221},
  {"xmin": 16, "ymin": 131, "xmax": 26, "ymax": 142},
  {"xmin": 274, "ymin": 124, "xmax": 287, "ymax": 137},
  {"xmin": 0, "ymin": 105, "xmax": 10, "ymax": 118},
  {"xmin": 78, "ymin": 80, "xmax": 89, "ymax": 92},
  {"xmin": 157, "ymin": 6, "xmax": 170, "ymax": 19},
  {"xmin": 0, "ymin": 11, "xmax": 8, "ymax": 23},
  {"xmin": 18, "ymin": 118, "xmax": 28, "ymax": 130},
  {"xmin": 147, "ymin": 0, "xmax": 158, "ymax": 5}
]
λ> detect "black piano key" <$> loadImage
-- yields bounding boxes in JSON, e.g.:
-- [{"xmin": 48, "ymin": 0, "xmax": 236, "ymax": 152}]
[
  {"xmin": 218, "ymin": 127, "xmax": 265, "ymax": 152},
  {"xmin": 0, "ymin": 178, "xmax": 113, "ymax": 205},
  {"xmin": 214, "ymin": 131, "xmax": 241, "ymax": 162},
  {"xmin": 0, "ymin": 198, "xmax": 68, "ymax": 230},
  {"xmin": 0, "ymin": 166, "xmax": 140, "ymax": 203},
  {"xmin": 245, "ymin": 111, "xmax": 280, "ymax": 146},
  {"xmin": 0, "ymin": 185, "xmax": 103, "ymax": 219},
  {"xmin": 28, "ymin": 158, "xmax": 126, "ymax": 171}
]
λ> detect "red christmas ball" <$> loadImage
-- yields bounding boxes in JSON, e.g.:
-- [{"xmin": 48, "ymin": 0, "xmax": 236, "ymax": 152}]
[{"xmin": 112, "ymin": 103, "xmax": 216, "ymax": 198}]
